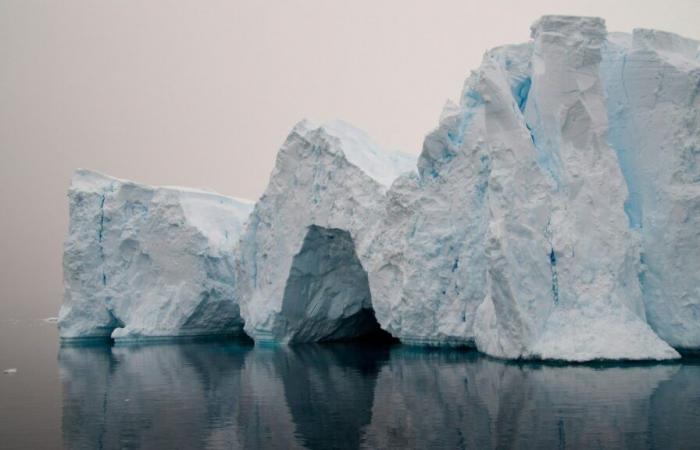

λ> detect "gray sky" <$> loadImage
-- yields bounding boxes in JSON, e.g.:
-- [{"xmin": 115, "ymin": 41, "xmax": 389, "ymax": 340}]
[{"xmin": 1, "ymin": 0, "xmax": 699, "ymax": 319}]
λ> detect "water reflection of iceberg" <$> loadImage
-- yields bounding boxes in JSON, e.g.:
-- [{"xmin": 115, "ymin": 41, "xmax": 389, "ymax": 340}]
[
  {"xmin": 59, "ymin": 341, "xmax": 253, "ymax": 449},
  {"xmin": 59, "ymin": 341, "xmax": 388, "ymax": 449},
  {"xmin": 59, "ymin": 342, "xmax": 699, "ymax": 449},
  {"xmin": 363, "ymin": 348, "xmax": 690, "ymax": 449}
]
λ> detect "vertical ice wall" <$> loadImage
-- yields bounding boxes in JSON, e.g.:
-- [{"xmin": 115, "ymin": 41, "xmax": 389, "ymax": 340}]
[
  {"xmin": 367, "ymin": 15, "xmax": 678, "ymax": 361},
  {"xmin": 602, "ymin": 29, "xmax": 700, "ymax": 349},
  {"xmin": 59, "ymin": 169, "xmax": 254, "ymax": 341},
  {"xmin": 518, "ymin": 16, "xmax": 666, "ymax": 359}
]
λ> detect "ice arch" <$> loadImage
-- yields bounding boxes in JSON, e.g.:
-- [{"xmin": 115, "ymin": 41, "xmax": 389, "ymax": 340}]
[
  {"xmin": 235, "ymin": 119, "xmax": 415, "ymax": 344},
  {"xmin": 279, "ymin": 225, "xmax": 386, "ymax": 343}
]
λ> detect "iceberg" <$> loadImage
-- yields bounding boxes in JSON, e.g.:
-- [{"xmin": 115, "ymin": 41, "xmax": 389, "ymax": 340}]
[
  {"xmin": 58, "ymin": 169, "xmax": 254, "ymax": 341},
  {"xmin": 59, "ymin": 16, "xmax": 699, "ymax": 361},
  {"xmin": 235, "ymin": 16, "xmax": 693, "ymax": 360}
]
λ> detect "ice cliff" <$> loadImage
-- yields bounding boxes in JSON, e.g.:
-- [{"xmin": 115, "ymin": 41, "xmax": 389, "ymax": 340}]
[
  {"xmin": 364, "ymin": 16, "xmax": 683, "ymax": 361},
  {"xmin": 602, "ymin": 29, "xmax": 700, "ymax": 350},
  {"xmin": 60, "ymin": 16, "xmax": 699, "ymax": 361},
  {"xmin": 58, "ymin": 169, "xmax": 254, "ymax": 341}
]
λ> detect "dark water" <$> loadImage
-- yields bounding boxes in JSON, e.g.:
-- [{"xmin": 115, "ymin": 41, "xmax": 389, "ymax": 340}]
[{"xmin": 1, "ymin": 321, "xmax": 700, "ymax": 449}]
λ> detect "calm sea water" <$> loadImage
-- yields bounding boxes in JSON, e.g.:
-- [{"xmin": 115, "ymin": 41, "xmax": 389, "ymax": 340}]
[{"xmin": 1, "ymin": 320, "xmax": 699, "ymax": 450}]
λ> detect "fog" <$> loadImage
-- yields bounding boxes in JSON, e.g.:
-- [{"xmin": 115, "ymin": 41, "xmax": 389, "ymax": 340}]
[{"xmin": 1, "ymin": 0, "xmax": 698, "ymax": 318}]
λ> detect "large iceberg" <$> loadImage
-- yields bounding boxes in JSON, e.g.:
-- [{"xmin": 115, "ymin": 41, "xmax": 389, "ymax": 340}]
[
  {"xmin": 58, "ymin": 169, "xmax": 254, "ymax": 341},
  {"xmin": 234, "ymin": 16, "xmax": 697, "ymax": 360},
  {"xmin": 366, "ymin": 16, "xmax": 680, "ymax": 361},
  {"xmin": 59, "ymin": 16, "xmax": 700, "ymax": 361}
]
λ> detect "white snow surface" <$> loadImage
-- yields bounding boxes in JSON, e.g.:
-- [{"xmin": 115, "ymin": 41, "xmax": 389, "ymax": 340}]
[
  {"xmin": 58, "ymin": 169, "xmax": 254, "ymax": 341},
  {"xmin": 320, "ymin": 120, "xmax": 416, "ymax": 187}
]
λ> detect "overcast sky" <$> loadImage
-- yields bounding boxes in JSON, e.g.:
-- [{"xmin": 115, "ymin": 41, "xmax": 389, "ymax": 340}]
[{"xmin": 1, "ymin": 0, "xmax": 699, "ymax": 318}]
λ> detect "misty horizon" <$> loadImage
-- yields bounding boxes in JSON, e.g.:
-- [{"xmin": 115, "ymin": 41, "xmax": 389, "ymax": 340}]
[{"xmin": 2, "ymin": 0, "xmax": 699, "ymax": 320}]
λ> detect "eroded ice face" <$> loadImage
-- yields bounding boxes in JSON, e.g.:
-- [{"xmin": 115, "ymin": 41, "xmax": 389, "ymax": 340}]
[{"xmin": 59, "ymin": 169, "xmax": 253, "ymax": 341}]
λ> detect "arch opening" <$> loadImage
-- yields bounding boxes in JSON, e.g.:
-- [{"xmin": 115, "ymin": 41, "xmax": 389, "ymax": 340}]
[{"xmin": 279, "ymin": 225, "xmax": 394, "ymax": 344}]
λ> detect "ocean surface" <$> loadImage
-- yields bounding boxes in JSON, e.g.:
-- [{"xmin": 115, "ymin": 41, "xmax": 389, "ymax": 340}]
[{"xmin": 1, "ymin": 319, "xmax": 699, "ymax": 450}]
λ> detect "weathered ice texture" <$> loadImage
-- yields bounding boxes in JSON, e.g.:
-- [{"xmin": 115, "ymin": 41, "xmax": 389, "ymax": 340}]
[
  {"xmin": 366, "ymin": 16, "xmax": 681, "ymax": 361},
  {"xmin": 602, "ymin": 29, "xmax": 700, "ymax": 350},
  {"xmin": 58, "ymin": 169, "xmax": 254, "ymax": 341},
  {"xmin": 235, "ymin": 120, "xmax": 416, "ymax": 343}
]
